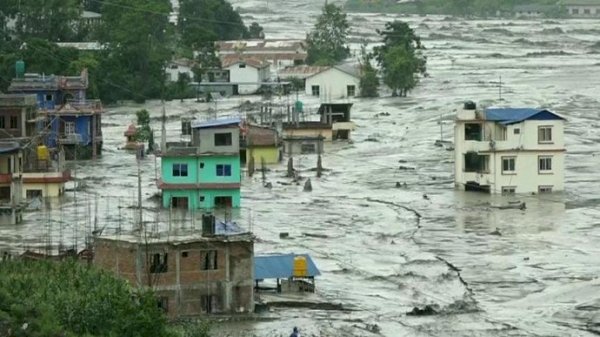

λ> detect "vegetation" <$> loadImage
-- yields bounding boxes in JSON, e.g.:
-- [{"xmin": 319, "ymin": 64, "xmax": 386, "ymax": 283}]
[
  {"xmin": 358, "ymin": 45, "xmax": 378, "ymax": 97},
  {"xmin": 0, "ymin": 0, "xmax": 251, "ymax": 103},
  {"xmin": 306, "ymin": 4, "xmax": 350, "ymax": 66},
  {"xmin": 0, "ymin": 260, "xmax": 170, "ymax": 337},
  {"xmin": 374, "ymin": 21, "xmax": 426, "ymax": 97},
  {"xmin": 345, "ymin": 0, "xmax": 565, "ymax": 17}
]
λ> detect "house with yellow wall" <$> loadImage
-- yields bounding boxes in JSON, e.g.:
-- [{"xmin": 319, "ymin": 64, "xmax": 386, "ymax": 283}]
[{"xmin": 243, "ymin": 125, "xmax": 280, "ymax": 166}]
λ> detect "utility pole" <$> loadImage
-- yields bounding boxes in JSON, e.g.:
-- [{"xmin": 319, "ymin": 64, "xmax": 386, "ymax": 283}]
[{"xmin": 498, "ymin": 75, "xmax": 502, "ymax": 101}]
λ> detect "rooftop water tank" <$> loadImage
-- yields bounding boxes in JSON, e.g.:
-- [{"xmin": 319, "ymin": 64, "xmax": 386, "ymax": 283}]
[
  {"xmin": 37, "ymin": 145, "xmax": 49, "ymax": 161},
  {"xmin": 15, "ymin": 60, "xmax": 25, "ymax": 79},
  {"xmin": 293, "ymin": 256, "xmax": 308, "ymax": 277},
  {"xmin": 464, "ymin": 101, "xmax": 477, "ymax": 110}
]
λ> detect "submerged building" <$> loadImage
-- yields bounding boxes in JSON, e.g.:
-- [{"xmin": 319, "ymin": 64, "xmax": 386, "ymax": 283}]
[
  {"xmin": 158, "ymin": 118, "xmax": 242, "ymax": 209},
  {"xmin": 0, "ymin": 141, "xmax": 25, "ymax": 224},
  {"xmin": 93, "ymin": 214, "xmax": 255, "ymax": 317},
  {"xmin": 454, "ymin": 101, "xmax": 566, "ymax": 194},
  {"xmin": 7, "ymin": 64, "xmax": 103, "ymax": 159}
]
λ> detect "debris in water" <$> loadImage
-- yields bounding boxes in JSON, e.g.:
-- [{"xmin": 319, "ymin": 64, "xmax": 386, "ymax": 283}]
[
  {"xmin": 407, "ymin": 304, "xmax": 439, "ymax": 316},
  {"xmin": 303, "ymin": 178, "xmax": 312, "ymax": 192},
  {"xmin": 279, "ymin": 232, "xmax": 289, "ymax": 239},
  {"xmin": 490, "ymin": 227, "xmax": 502, "ymax": 236}
]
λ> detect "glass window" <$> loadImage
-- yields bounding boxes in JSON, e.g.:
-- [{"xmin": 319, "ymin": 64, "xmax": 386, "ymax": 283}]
[
  {"xmin": 311, "ymin": 85, "xmax": 320, "ymax": 96},
  {"xmin": 172, "ymin": 163, "xmax": 188, "ymax": 177},
  {"xmin": 347, "ymin": 85, "xmax": 356, "ymax": 97},
  {"xmin": 538, "ymin": 126, "xmax": 552, "ymax": 143},
  {"xmin": 538, "ymin": 185, "xmax": 553, "ymax": 193},
  {"xmin": 539, "ymin": 156, "xmax": 552, "ymax": 172},
  {"xmin": 502, "ymin": 186, "xmax": 516, "ymax": 195},
  {"xmin": 202, "ymin": 250, "xmax": 218, "ymax": 270},
  {"xmin": 65, "ymin": 121, "xmax": 75, "ymax": 134},
  {"xmin": 216, "ymin": 164, "xmax": 232, "ymax": 176},
  {"xmin": 214, "ymin": 132, "xmax": 232, "ymax": 146},
  {"xmin": 464, "ymin": 123, "xmax": 483, "ymax": 141},
  {"xmin": 9, "ymin": 116, "xmax": 17, "ymax": 129},
  {"xmin": 502, "ymin": 157, "xmax": 516, "ymax": 173}
]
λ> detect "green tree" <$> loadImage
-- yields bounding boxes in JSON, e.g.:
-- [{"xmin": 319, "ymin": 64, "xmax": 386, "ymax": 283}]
[
  {"xmin": 306, "ymin": 4, "xmax": 350, "ymax": 65},
  {"xmin": 248, "ymin": 22, "xmax": 264, "ymax": 39},
  {"xmin": 135, "ymin": 109, "xmax": 152, "ymax": 141},
  {"xmin": 4, "ymin": 0, "xmax": 81, "ymax": 42},
  {"xmin": 358, "ymin": 44, "xmax": 378, "ymax": 97},
  {"xmin": 374, "ymin": 21, "xmax": 426, "ymax": 97},
  {"xmin": 98, "ymin": 0, "xmax": 173, "ymax": 102},
  {"xmin": 0, "ymin": 260, "xmax": 170, "ymax": 337}
]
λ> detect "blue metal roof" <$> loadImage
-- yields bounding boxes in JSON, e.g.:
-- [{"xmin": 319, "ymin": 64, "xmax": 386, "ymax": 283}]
[
  {"xmin": 0, "ymin": 141, "xmax": 21, "ymax": 154},
  {"xmin": 191, "ymin": 117, "xmax": 241, "ymax": 129},
  {"xmin": 254, "ymin": 254, "xmax": 321, "ymax": 280},
  {"xmin": 485, "ymin": 108, "xmax": 565, "ymax": 125}
]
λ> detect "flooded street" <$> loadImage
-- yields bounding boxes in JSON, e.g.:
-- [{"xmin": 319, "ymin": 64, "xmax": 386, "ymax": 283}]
[{"xmin": 2, "ymin": 1, "xmax": 600, "ymax": 336}]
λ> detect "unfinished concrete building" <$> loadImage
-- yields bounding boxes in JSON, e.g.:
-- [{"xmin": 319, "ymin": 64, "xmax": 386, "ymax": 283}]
[{"xmin": 93, "ymin": 215, "xmax": 255, "ymax": 318}]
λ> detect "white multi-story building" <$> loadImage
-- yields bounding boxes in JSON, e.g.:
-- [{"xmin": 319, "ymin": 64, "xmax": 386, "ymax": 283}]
[
  {"xmin": 454, "ymin": 102, "xmax": 566, "ymax": 194},
  {"xmin": 223, "ymin": 57, "xmax": 270, "ymax": 95}
]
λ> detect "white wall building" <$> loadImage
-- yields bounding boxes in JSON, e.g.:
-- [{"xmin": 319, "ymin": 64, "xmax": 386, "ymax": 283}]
[
  {"xmin": 563, "ymin": 0, "xmax": 600, "ymax": 17},
  {"xmin": 223, "ymin": 58, "xmax": 270, "ymax": 95},
  {"xmin": 305, "ymin": 65, "xmax": 361, "ymax": 100},
  {"xmin": 216, "ymin": 39, "xmax": 306, "ymax": 74},
  {"xmin": 166, "ymin": 58, "xmax": 195, "ymax": 82},
  {"xmin": 454, "ymin": 103, "xmax": 566, "ymax": 194}
]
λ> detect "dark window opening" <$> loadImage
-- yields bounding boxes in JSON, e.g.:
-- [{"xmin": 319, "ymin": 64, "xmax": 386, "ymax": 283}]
[
  {"xmin": 214, "ymin": 196, "xmax": 232, "ymax": 208},
  {"xmin": 538, "ymin": 185, "xmax": 553, "ymax": 193},
  {"xmin": 0, "ymin": 117, "xmax": 5, "ymax": 129},
  {"xmin": 514, "ymin": 128, "xmax": 520, "ymax": 135},
  {"xmin": 181, "ymin": 251, "xmax": 189, "ymax": 258},
  {"xmin": 199, "ymin": 162, "xmax": 205, "ymax": 169},
  {"xmin": 347, "ymin": 85, "xmax": 356, "ymax": 97},
  {"xmin": 0, "ymin": 186, "xmax": 11, "ymax": 201},
  {"xmin": 45, "ymin": 94, "xmax": 53, "ymax": 102},
  {"xmin": 464, "ymin": 152, "xmax": 488, "ymax": 172},
  {"xmin": 464, "ymin": 123, "xmax": 483, "ymax": 141},
  {"xmin": 311, "ymin": 85, "xmax": 320, "ymax": 96},
  {"xmin": 26, "ymin": 190, "xmax": 43, "ymax": 199},
  {"xmin": 502, "ymin": 186, "xmax": 516, "ymax": 195},
  {"xmin": 157, "ymin": 297, "xmax": 169, "ymax": 312},
  {"xmin": 199, "ymin": 195, "xmax": 205, "ymax": 202},
  {"xmin": 216, "ymin": 164, "xmax": 232, "ymax": 176},
  {"xmin": 539, "ymin": 157, "xmax": 552, "ymax": 171},
  {"xmin": 9, "ymin": 116, "xmax": 18, "ymax": 129},
  {"xmin": 214, "ymin": 132, "xmax": 232, "ymax": 146},
  {"xmin": 201, "ymin": 295, "xmax": 217, "ymax": 313},
  {"xmin": 150, "ymin": 253, "xmax": 168, "ymax": 273},
  {"xmin": 502, "ymin": 157, "xmax": 516, "ymax": 173},
  {"xmin": 202, "ymin": 250, "xmax": 218, "ymax": 270},
  {"xmin": 171, "ymin": 196, "xmax": 188, "ymax": 209},
  {"xmin": 172, "ymin": 163, "xmax": 188, "ymax": 177},
  {"xmin": 239, "ymin": 63, "xmax": 246, "ymax": 68}
]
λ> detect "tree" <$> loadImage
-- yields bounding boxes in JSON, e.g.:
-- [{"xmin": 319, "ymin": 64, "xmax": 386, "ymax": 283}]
[
  {"xmin": 7, "ymin": 0, "xmax": 81, "ymax": 42},
  {"xmin": 306, "ymin": 4, "xmax": 350, "ymax": 65},
  {"xmin": 135, "ymin": 109, "xmax": 152, "ymax": 141},
  {"xmin": 374, "ymin": 21, "xmax": 426, "ymax": 97},
  {"xmin": 358, "ymin": 44, "xmax": 378, "ymax": 97},
  {"xmin": 0, "ymin": 260, "xmax": 170, "ymax": 337},
  {"xmin": 98, "ymin": 0, "xmax": 173, "ymax": 102},
  {"xmin": 248, "ymin": 22, "xmax": 264, "ymax": 39}
]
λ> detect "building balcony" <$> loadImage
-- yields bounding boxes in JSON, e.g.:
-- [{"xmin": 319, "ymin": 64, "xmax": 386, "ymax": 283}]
[
  {"xmin": 58, "ymin": 133, "xmax": 83, "ymax": 145},
  {"xmin": 462, "ymin": 171, "xmax": 494, "ymax": 185}
]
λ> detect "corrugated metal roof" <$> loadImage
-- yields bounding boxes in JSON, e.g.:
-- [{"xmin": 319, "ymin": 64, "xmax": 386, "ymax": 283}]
[
  {"xmin": 484, "ymin": 108, "xmax": 565, "ymax": 125},
  {"xmin": 254, "ymin": 253, "xmax": 321, "ymax": 280},
  {"xmin": 191, "ymin": 117, "xmax": 241, "ymax": 129}
]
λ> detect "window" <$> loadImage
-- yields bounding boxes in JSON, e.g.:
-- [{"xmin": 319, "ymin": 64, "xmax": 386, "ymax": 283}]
[
  {"xmin": 514, "ymin": 128, "xmax": 520, "ymax": 135},
  {"xmin": 301, "ymin": 143, "xmax": 316, "ymax": 154},
  {"xmin": 26, "ymin": 190, "xmax": 43, "ymax": 199},
  {"xmin": 199, "ymin": 162, "xmax": 205, "ymax": 169},
  {"xmin": 501, "ymin": 186, "xmax": 516, "ymax": 195},
  {"xmin": 239, "ymin": 63, "xmax": 246, "ymax": 68},
  {"xmin": 347, "ymin": 85, "xmax": 356, "ymax": 97},
  {"xmin": 45, "ymin": 94, "xmax": 53, "ymax": 102},
  {"xmin": 216, "ymin": 164, "xmax": 232, "ymax": 176},
  {"xmin": 157, "ymin": 297, "xmax": 169, "ymax": 312},
  {"xmin": 65, "ymin": 121, "xmax": 75, "ymax": 135},
  {"xmin": 214, "ymin": 132, "xmax": 232, "ymax": 146},
  {"xmin": 201, "ymin": 295, "xmax": 217, "ymax": 313},
  {"xmin": 464, "ymin": 152, "xmax": 489, "ymax": 172},
  {"xmin": 0, "ymin": 117, "xmax": 4, "ymax": 129},
  {"xmin": 538, "ymin": 126, "xmax": 552, "ymax": 143},
  {"xmin": 202, "ymin": 250, "xmax": 218, "ymax": 270},
  {"xmin": 572, "ymin": 8, "xmax": 579, "ymax": 14},
  {"xmin": 171, "ymin": 196, "xmax": 188, "ymax": 209},
  {"xmin": 199, "ymin": 196, "xmax": 205, "ymax": 202},
  {"xmin": 584, "ymin": 8, "xmax": 591, "ymax": 14},
  {"xmin": 172, "ymin": 163, "xmax": 188, "ymax": 177},
  {"xmin": 502, "ymin": 157, "xmax": 516, "ymax": 174},
  {"xmin": 311, "ymin": 85, "xmax": 320, "ymax": 96},
  {"xmin": 214, "ymin": 196, "xmax": 232, "ymax": 208},
  {"xmin": 538, "ymin": 185, "xmax": 553, "ymax": 193},
  {"xmin": 9, "ymin": 116, "xmax": 18, "ymax": 129},
  {"xmin": 538, "ymin": 156, "xmax": 552, "ymax": 172},
  {"xmin": 150, "ymin": 253, "xmax": 168, "ymax": 273},
  {"xmin": 181, "ymin": 251, "xmax": 189, "ymax": 258},
  {"xmin": 464, "ymin": 123, "xmax": 483, "ymax": 141}
]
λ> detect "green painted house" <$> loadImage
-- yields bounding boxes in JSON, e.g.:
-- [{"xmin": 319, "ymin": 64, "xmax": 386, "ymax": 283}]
[{"xmin": 158, "ymin": 118, "xmax": 242, "ymax": 209}]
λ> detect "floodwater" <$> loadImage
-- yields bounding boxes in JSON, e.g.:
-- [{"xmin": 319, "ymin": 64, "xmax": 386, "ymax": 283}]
[{"xmin": 3, "ymin": 1, "xmax": 600, "ymax": 336}]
